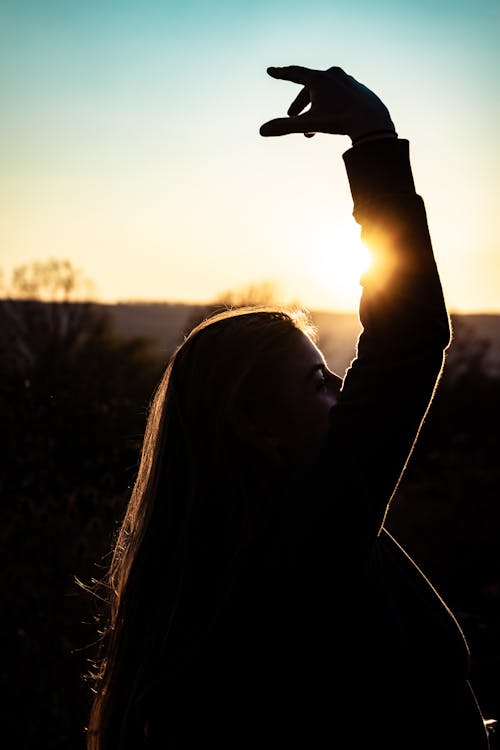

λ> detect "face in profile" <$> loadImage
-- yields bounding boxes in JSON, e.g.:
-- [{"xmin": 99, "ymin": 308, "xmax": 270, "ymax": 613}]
[
  {"xmin": 257, "ymin": 331, "xmax": 342, "ymax": 466},
  {"xmin": 172, "ymin": 311, "xmax": 342, "ymax": 472}
]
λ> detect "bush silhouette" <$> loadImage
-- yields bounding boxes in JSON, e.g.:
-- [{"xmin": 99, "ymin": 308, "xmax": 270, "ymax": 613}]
[{"xmin": 387, "ymin": 314, "xmax": 500, "ymax": 722}]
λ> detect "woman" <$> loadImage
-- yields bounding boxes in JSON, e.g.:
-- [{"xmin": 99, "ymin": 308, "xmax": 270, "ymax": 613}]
[{"xmin": 86, "ymin": 66, "xmax": 491, "ymax": 748}]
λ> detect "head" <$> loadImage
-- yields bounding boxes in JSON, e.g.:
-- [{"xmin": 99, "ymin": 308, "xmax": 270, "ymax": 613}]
[{"xmin": 168, "ymin": 305, "xmax": 342, "ymax": 471}]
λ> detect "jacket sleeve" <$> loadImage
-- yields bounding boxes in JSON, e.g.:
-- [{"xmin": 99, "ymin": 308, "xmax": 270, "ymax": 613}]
[{"xmin": 303, "ymin": 138, "xmax": 451, "ymax": 556}]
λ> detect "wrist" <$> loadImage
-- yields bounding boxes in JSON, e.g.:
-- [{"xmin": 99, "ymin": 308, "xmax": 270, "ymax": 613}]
[
  {"xmin": 343, "ymin": 139, "xmax": 416, "ymax": 208},
  {"xmin": 351, "ymin": 129, "xmax": 398, "ymax": 147}
]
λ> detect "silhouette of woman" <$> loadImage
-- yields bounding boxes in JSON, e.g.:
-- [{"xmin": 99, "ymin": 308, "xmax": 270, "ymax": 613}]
[{"xmin": 86, "ymin": 66, "xmax": 491, "ymax": 749}]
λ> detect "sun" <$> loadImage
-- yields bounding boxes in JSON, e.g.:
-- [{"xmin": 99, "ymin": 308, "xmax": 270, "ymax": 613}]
[{"xmin": 303, "ymin": 219, "xmax": 373, "ymax": 311}]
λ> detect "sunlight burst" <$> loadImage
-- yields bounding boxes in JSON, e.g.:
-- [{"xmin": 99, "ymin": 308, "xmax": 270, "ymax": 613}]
[{"xmin": 305, "ymin": 220, "xmax": 373, "ymax": 310}]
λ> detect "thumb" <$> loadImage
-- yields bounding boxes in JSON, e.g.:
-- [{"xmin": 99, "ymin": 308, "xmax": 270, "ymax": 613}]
[{"xmin": 259, "ymin": 115, "xmax": 312, "ymax": 137}]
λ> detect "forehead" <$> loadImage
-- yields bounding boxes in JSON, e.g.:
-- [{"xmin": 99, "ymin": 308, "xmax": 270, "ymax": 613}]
[{"xmin": 281, "ymin": 331, "xmax": 326, "ymax": 378}]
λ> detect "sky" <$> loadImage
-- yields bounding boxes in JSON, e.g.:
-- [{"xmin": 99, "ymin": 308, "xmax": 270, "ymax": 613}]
[{"xmin": 1, "ymin": 0, "xmax": 499, "ymax": 312}]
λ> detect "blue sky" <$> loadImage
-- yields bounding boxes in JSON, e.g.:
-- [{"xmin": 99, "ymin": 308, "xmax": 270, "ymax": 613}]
[{"xmin": 1, "ymin": 0, "xmax": 499, "ymax": 311}]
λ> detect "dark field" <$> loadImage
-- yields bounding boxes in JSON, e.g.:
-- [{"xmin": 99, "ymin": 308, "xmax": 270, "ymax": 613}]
[{"xmin": 1, "ymin": 300, "xmax": 499, "ymax": 749}]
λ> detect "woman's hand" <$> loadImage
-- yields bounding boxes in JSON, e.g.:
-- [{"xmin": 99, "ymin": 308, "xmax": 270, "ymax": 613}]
[{"xmin": 259, "ymin": 66, "xmax": 396, "ymax": 143}]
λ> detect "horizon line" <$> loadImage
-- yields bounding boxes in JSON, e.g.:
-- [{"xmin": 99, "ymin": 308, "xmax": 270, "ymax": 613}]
[{"xmin": 2, "ymin": 296, "xmax": 500, "ymax": 316}]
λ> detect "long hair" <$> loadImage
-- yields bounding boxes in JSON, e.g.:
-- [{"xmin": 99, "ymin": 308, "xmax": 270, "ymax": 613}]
[{"xmin": 86, "ymin": 305, "xmax": 317, "ymax": 750}]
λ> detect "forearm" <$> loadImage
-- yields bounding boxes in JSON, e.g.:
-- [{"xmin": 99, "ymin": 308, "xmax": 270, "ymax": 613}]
[{"xmin": 343, "ymin": 137, "xmax": 451, "ymax": 356}]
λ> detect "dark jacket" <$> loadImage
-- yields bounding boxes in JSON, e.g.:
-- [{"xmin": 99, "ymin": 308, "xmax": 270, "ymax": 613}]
[{"xmin": 147, "ymin": 139, "xmax": 490, "ymax": 749}]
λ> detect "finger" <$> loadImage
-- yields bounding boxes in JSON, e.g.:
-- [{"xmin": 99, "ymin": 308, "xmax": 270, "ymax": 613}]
[
  {"xmin": 260, "ymin": 113, "xmax": 347, "ymax": 137},
  {"xmin": 259, "ymin": 115, "xmax": 317, "ymax": 137},
  {"xmin": 287, "ymin": 86, "xmax": 310, "ymax": 116},
  {"xmin": 267, "ymin": 65, "xmax": 320, "ymax": 86},
  {"xmin": 304, "ymin": 132, "xmax": 316, "ymax": 138}
]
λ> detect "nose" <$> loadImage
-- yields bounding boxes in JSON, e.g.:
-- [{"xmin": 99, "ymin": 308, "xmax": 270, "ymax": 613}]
[{"xmin": 327, "ymin": 370, "xmax": 343, "ymax": 395}]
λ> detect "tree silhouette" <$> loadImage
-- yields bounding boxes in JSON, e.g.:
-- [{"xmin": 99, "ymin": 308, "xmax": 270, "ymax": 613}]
[
  {"xmin": 0, "ymin": 258, "xmax": 99, "ymax": 375},
  {"xmin": 184, "ymin": 279, "xmax": 300, "ymax": 333},
  {"xmin": 6, "ymin": 258, "xmax": 95, "ymax": 301},
  {"xmin": 0, "ymin": 259, "xmax": 166, "ymax": 750}
]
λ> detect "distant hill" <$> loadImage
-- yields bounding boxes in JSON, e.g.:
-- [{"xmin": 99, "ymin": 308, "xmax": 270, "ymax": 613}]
[
  {"xmin": 106, "ymin": 302, "xmax": 500, "ymax": 377},
  {"xmin": 110, "ymin": 302, "xmax": 197, "ymax": 357},
  {"xmin": 108, "ymin": 302, "xmax": 363, "ymax": 374},
  {"xmin": 3, "ymin": 298, "xmax": 496, "ymax": 377}
]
